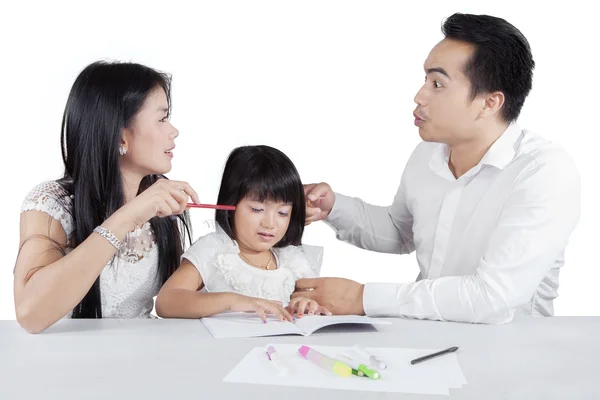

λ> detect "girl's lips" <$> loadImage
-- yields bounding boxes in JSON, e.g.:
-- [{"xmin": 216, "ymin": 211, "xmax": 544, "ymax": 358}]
[{"xmin": 258, "ymin": 232, "xmax": 275, "ymax": 242}]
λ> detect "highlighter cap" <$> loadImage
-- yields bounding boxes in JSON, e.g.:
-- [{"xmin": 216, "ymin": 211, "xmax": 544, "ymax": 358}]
[
  {"xmin": 298, "ymin": 345, "xmax": 310, "ymax": 358},
  {"xmin": 357, "ymin": 364, "xmax": 381, "ymax": 380}
]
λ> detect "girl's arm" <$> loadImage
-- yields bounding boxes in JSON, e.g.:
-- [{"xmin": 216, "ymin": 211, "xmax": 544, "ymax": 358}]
[{"xmin": 155, "ymin": 260, "xmax": 294, "ymax": 321}]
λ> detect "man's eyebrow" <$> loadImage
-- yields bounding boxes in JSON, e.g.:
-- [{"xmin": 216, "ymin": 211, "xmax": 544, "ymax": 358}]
[{"xmin": 426, "ymin": 67, "xmax": 452, "ymax": 80}]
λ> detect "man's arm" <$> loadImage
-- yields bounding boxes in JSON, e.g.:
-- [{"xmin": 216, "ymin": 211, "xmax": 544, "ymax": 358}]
[
  {"xmin": 363, "ymin": 151, "xmax": 581, "ymax": 324},
  {"xmin": 325, "ymin": 177, "xmax": 415, "ymax": 255}
]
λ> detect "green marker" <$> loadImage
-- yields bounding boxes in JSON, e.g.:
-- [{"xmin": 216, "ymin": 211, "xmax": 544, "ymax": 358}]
[
  {"xmin": 355, "ymin": 363, "xmax": 381, "ymax": 380},
  {"xmin": 339, "ymin": 353, "xmax": 381, "ymax": 380}
]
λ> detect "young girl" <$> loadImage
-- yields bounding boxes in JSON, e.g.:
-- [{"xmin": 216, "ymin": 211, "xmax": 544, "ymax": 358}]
[{"xmin": 156, "ymin": 145, "xmax": 330, "ymax": 322}]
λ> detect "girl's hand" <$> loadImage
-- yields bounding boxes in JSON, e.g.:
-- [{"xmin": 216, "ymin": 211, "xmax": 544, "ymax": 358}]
[
  {"xmin": 286, "ymin": 296, "xmax": 332, "ymax": 317},
  {"xmin": 229, "ymin": 294, "xmax": 294, "ymax": 323}
]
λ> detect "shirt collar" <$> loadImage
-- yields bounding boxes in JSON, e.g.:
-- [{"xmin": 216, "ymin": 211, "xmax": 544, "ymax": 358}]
[
  {"xmin": 479, "ymin": 123, "xmax": 523, "ymax": 170},
  {"xmin": 429, "ymin": 123, "xmax": 523, "ymax": 178}
]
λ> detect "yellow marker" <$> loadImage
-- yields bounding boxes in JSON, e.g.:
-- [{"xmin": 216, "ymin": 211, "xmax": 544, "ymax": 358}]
[{"xmin": 298, "ymin": 346, "xmax": 352, "ymax": 377}]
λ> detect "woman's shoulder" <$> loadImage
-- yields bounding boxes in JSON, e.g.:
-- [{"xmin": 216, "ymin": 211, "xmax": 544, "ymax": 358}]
[
  {"xmin": 22, "ymin": 180, "xmax": 72, "ymax": 204},
  {"xmin": 20, "ymin": 180, "xmax": 74, "ymax": 236}
]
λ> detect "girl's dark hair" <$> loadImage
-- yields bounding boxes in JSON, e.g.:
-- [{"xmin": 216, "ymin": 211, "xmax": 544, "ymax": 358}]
[
  {"xmin": 215, "ymin": 145, "xmax": 305, "ymax": 247},
  {"xmin": 57, "ymin": 60, "xmax": 191, "ymax": 318}
]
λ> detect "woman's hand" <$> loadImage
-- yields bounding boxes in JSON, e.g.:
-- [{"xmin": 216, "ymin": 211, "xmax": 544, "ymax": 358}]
[{"xmin": 120, "ymin": 179, "xmax": 200, "ymax": 229}]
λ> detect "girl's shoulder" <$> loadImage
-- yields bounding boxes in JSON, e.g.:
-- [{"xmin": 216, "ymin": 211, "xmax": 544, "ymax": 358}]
[
  {"xmin": 182, "ymin": 227, "xmax": 239, "ymax": 263},
  {"xmin": 274, "ymin": 243, "xmax": 324, "ymax": 277}
]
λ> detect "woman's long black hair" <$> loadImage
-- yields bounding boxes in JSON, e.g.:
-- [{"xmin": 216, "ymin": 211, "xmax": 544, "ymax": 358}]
[{"xmin": 57, "ymin": 60, "xmax": 191, "ymax": 318}]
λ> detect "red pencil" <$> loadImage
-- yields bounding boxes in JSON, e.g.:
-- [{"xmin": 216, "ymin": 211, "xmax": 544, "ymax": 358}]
[{"xmin": 186, "ymin": 203, "xmax": 236, "ymax": 211}]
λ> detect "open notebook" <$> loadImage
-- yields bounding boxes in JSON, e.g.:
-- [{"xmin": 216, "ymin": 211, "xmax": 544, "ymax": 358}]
[{"xmin": 201, "ymin": 312, "xmax": 392, "ymax": 338}]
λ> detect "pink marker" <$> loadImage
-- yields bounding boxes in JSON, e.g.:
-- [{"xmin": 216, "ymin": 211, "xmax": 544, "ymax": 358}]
[{"xmin": 297, "ymin": 345, "xmax": 352, "ymax": 377}]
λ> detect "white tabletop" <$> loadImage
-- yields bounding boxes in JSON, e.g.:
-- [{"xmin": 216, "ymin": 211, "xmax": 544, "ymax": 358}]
[{"xmin": 1, "ymin": 316, "xmax": 599, "ymax": 399}]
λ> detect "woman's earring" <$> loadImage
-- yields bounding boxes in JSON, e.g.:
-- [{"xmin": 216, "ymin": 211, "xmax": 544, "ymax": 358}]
[{"xmin": 119, "ymin": 146, "xmax": 127, "ymax": 156}]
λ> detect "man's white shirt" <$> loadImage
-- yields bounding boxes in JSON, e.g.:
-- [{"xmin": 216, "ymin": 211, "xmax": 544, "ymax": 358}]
[{"xmin": 326, "ymin": 124, "xmax": 581, "ymax": 323}]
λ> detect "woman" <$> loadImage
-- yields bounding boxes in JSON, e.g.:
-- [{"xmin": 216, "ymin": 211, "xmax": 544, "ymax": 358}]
[{"xmin": 14, "ymin": 61, "xmax": 200, "ymax": 333}]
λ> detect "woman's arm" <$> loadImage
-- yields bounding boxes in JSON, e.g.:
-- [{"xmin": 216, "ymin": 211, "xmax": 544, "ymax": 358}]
[
  {"xmin": 14, "ymin": 178, "xmax": 200, "ymax": 334},
  {"xmin": 14, "ymin": 209, "xmax": 134, "ymax": 334}
]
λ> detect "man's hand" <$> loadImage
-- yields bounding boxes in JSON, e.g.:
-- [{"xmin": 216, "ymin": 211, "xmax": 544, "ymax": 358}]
[
  {"xmin": 292, "ymin": 277, "xmax": 365, "ymax": 315},
  {"xmin": 303, "ymin": 183, "xmax": 336, "ymax": 225}
]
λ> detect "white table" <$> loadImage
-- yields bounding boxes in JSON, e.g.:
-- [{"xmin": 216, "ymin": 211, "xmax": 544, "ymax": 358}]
[{"xmin": 1, "ymin": 317, "xmax": 599, "ymax": 399}]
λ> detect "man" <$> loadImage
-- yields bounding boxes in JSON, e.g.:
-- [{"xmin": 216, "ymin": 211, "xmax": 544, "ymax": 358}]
[{"xmin": 293, "ymin": 13, "xmax": 580, "ymax": 324}]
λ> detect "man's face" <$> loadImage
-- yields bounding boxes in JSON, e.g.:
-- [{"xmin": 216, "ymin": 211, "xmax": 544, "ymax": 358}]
[{"xmin": 413, "ymin": 38, "xmax": 485, "ymax": 146}]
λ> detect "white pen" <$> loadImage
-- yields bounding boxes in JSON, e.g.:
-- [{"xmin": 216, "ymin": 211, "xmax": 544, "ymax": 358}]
[
  {"xmin": 353, "ymin": 345, "xmax": 388, "ymax": 370},
  {"xmin": 266, "ymin": 345, "xmax": 289, "ymax": 376}
]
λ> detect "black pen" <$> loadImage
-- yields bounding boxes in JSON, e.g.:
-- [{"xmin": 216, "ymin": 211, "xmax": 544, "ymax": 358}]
[{"xmin": 410, "ymin": 346, "xmax": 459, "ymax": 365}]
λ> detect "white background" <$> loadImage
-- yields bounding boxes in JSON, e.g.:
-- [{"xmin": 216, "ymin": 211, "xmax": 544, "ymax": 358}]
[{"xmin": 1, "ymin": 1, "xmax": 597, "ymax": 320}]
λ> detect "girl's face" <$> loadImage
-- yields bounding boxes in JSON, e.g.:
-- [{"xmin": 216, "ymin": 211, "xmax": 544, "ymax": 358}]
[
  {"xmin": 121, "ymin": 87, "xmax": 179, "ymax": 177},
  {"xmin": 233, "ymin": 196, "xmax": 293, "ymax": 253}
]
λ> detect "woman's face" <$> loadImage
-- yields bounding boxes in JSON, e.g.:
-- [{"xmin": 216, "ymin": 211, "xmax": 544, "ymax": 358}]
[{"xmin": 121, "ymin": 88, "xmax": 179, "ymax": 177}]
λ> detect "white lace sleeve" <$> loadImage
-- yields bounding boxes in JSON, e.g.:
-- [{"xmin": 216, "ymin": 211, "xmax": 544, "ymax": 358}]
[
  {"xmin": 299, "ymin": 244, "xmax": 324, "ymax": 276},
  {"xmin": 20, "ymin": 181, "xmax": 75, "ymax": 240},
  {"xmin": 278, "ymin": 244, "xmax": 324, "ymax": 279},
  {"xmin": 181, "ymin": 231, "xmax": 236, "ymax": 285}
]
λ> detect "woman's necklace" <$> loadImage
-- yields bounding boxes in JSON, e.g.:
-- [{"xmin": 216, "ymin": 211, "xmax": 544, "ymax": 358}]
[{"xmin": 239, "ymin": 250, "xmax": 275, "ymax": 270}]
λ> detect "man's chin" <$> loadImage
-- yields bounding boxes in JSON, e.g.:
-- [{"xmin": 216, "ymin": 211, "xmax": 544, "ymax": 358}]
[
  {"xmin": 418, "ymin": 127, "xmax": 446, "ymax": 144},
  {"xmin": 418, "ymin": 127, "xmax": 433, "ymax": 142}
]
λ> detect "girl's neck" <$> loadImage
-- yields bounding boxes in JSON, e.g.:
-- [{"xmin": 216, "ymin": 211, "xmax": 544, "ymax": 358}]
[
  {"xmin": 237, "ymin": 244, "xmax": 276, "ymax": 270},
  {"xmin": 237, "ymin": 242, "xmax": 270, "ymax": 257}
]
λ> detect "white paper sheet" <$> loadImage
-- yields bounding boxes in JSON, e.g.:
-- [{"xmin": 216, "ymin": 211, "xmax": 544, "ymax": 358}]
[{"xmin": 223, "ymin": 344, "xmax": 467, "ymax": 395}]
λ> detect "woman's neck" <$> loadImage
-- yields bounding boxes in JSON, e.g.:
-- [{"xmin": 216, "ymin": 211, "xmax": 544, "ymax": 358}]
[{"xmin": 120, "ymin": 167, "xmax": 144, "ymax": 204}]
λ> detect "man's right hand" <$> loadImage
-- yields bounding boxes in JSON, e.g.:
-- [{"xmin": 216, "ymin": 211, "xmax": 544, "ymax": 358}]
[{"xmin": 304, "ymin": 182, "xmax": 336, "ymax": 225}]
